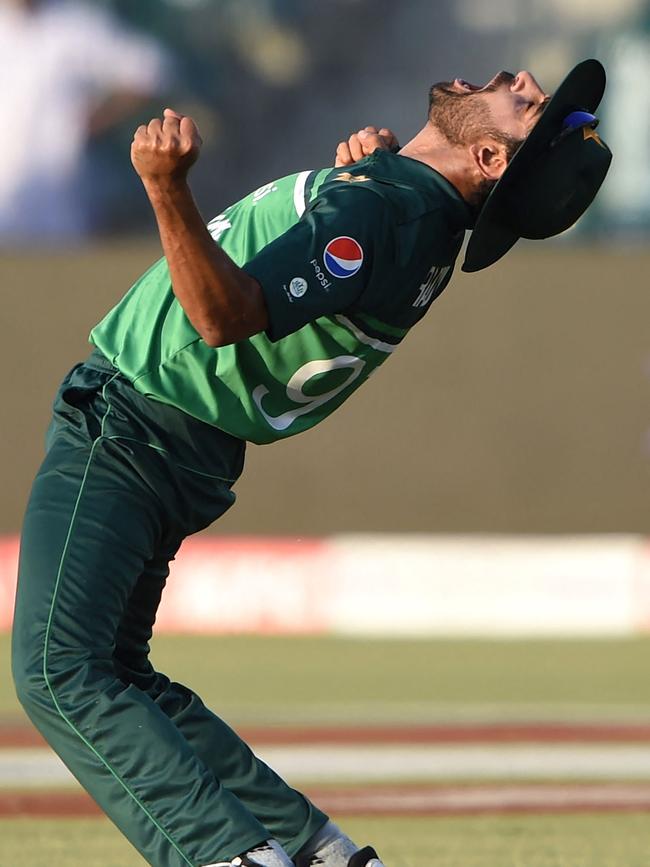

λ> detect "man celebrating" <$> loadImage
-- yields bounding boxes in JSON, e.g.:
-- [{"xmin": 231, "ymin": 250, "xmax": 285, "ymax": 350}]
[{"xmin": 12, "ymin": 62, "xmax": 611, "ymax": 867}]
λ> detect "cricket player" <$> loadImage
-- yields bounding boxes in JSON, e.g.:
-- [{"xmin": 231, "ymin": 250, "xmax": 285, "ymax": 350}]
[{"xmin": 12, "ymin": 60, "xmax": 611, "ymax": 867}]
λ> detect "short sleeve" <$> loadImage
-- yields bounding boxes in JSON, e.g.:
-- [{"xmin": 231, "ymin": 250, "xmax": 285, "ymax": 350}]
[{"xmin": 243, "ymin": 184, "xmax": 393, "ymax": 341}]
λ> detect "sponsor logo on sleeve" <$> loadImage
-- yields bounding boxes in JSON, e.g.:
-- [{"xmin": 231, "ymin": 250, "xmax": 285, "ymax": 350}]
[
  {"xmin": 310, "ymin": 259, "xmax": 332, "ymax": 290},
  {"xmin": 323, "ymin": 236, "xmax": 364, "ymax": 279},
  {"xmin": 289, "ymin": 277, "xmax": 308, "ymax": 298}
]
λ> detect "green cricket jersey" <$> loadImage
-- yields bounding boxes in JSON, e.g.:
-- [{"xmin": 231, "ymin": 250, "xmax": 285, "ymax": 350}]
[{"xmin": 91, "ymin": 151, "xmax": 472, "ymax": 444}]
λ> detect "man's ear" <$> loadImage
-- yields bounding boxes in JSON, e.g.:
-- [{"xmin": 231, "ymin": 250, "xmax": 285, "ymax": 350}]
[{"xmin": 469, "ymin": 140, "xmax": 508, "ymax": 182}]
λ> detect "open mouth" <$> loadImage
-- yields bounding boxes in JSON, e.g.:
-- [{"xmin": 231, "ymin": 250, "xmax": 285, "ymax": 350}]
[
  {"xmin": 454, "ymin": 79, "xmax": 482, "ymax": 92},
  {"xmin": 454, "ymin": 71, "xmax": 516, "ymax": 93}
]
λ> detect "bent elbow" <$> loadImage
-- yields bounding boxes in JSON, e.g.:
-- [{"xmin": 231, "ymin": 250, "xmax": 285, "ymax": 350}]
[
  {"xmin": 197, "ymin": 313, "xmax": 262, "ymax": 348},
  {"xmin": 199, "ymin": 321, "xmax": 244, "ymax": 348},
  {"xmin": 199, "ymin": 323, "xmax": 226, "ymax": 348},
  {"xmin": 196, "ymin": 285, "xmax": 268, "ymax": 347}
]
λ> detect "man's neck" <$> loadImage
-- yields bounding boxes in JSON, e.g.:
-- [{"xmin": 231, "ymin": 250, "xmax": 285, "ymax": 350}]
[{"xmin": 398, "ymin": 124, "xmax": 479, "ymax": 206}]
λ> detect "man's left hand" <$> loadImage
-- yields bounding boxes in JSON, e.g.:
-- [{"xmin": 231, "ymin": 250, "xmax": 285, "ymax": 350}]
[{"xmin": 335, "ymin": 126, "xmax": 400, "ymax": 167}]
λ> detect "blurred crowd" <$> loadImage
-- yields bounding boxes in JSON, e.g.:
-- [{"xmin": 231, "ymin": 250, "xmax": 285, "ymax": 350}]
[{"xmin": 1, "ymin": 0, "xmax": 649, "ymax": 245}]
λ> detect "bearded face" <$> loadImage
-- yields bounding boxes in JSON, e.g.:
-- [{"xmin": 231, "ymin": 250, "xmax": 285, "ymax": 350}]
[{"xmin": 428, "ymin": 72, "xmax": 522, "ymax": 160}]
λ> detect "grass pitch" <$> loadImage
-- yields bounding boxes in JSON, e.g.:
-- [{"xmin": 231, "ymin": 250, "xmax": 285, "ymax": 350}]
[
  {"xmin": 3, "ymin": 634, "xmax": 650, "ymax": 723},
  {"xmin": 5, "ymin": 814, "xmax": 650, "ymax": 867}
]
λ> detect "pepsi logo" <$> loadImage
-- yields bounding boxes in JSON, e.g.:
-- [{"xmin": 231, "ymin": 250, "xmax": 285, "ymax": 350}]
[{"xmin": 323, "ymin": 236, "xmax": 364, "ymax": 279}]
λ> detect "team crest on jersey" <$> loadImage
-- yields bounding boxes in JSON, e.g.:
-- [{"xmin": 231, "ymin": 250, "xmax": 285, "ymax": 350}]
[
  {"xmin": 323, "ymin": 236, "xmax": 364, "ymax": 279},
  {"xmin": 289, "ymin": 277, "xmax": 308, "ymax": 298}
]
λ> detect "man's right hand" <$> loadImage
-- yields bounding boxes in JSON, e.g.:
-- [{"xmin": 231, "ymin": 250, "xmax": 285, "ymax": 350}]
[
  {"xmin": 131, "ymin": 108, "xmax": 202, "ymax": 184},
  {"xmin": 335, "ymin": 126, "xmax": 400, "ymax": 167},
  {"xmin": 133, "ymin": 107, "xmax": 267, "ymax": 348}
]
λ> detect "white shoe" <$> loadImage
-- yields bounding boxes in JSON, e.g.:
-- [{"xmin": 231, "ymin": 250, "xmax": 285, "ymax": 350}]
[
  {"xmin": 295, "ymin": 845, "xmax": 385, "ymax": 867},
  {"xmin": 204, "ymin": 839, "xmax": 293, "ymax": 867}
]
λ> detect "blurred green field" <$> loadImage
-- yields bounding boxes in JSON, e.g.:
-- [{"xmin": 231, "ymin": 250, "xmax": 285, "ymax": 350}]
[
  {"xmin": 4, "ymin": 635, "xmax": 650, "ymax": 865},
  {"xmin": 3, "ymin": 633, "xmax": 650, "ymax": 723},
  {"xmin": 5, "ymin": 814, "xmax": 650, "ymax": 867}
]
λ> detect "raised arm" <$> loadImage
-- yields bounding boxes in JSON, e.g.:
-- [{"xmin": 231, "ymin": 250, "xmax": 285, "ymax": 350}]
[
  {"xmin": 131, "ymin": 108, "xmax": 268, "ymax": 348},
  {"xmin": 131, "ymin": 110, "xmax": 398, "ymax": 348}
]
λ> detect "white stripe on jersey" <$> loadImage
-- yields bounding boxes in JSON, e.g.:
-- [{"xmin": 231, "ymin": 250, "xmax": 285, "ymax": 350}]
[{"xmin": 293, "ymin": 170, "xmax": 311, "ymax": 217}]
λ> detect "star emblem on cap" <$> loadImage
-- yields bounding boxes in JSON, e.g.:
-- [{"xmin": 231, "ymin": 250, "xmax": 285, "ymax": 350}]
[{"xmin": 583, "ymin": 126, "xmax": 606, "ymax": 149}]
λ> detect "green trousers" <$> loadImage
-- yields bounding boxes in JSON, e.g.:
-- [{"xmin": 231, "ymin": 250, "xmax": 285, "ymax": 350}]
[{"xmin": 12, "ymin": 352, "xmax": 327, "ymax": 867}]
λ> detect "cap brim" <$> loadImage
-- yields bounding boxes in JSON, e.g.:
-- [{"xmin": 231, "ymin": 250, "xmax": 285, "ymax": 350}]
[{"xmin": 462, "ymin": 59, "xmax": 607, "ymax": 273}]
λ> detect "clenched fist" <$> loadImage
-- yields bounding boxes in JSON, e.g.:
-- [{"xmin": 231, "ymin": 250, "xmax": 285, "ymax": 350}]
[
  {"xmin": 131, "ymin": 108, "xmax": 203, "ymax": 183},
  {"xmin": 335, "ymin": 126, "xmax": 400, "ymax": 167}
]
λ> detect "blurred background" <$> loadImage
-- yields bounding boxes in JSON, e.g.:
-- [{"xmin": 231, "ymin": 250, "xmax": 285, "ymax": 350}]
[
  {"xmin": 2, "ymin": 1, "xmax": 650, "ymax": 627},
  {"xmin": 3, "ymin": 3, "xmax": 650, "ymax": 862},
  {"xmin": 2, "ymin": 0, "xmax": 650, "ymax": 538},
  {"xmin": 1, "ymin": 0, "xmax": 649, "ymax": 241}
]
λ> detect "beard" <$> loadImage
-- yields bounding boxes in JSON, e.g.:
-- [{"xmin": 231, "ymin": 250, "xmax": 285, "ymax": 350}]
[
  {"xmin": 428, "ymin": 71, "xmax": 517, "ymax": 149},
  {"xmin": 428, "ymin": 72, "xmax": 522, "ymax": 209}
]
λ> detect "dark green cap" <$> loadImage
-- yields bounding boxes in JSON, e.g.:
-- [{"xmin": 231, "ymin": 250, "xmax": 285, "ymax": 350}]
[{"xmin": 462, "ymin": 59, "xmax": 613, "ymax": 273}]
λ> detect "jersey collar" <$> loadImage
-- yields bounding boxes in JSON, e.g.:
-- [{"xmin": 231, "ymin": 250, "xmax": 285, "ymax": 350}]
[{"xmin": 360, "ymin": 150, "xmax": 474, "ymax": 230}]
